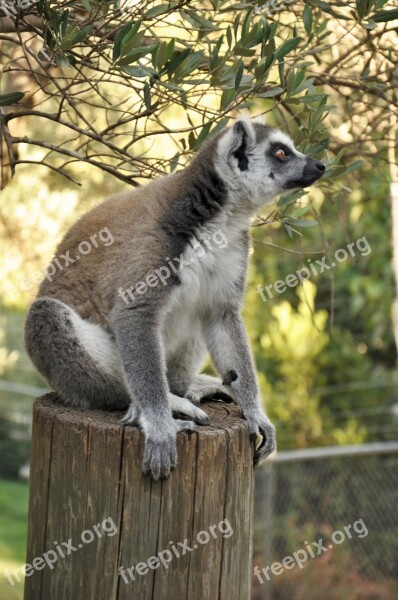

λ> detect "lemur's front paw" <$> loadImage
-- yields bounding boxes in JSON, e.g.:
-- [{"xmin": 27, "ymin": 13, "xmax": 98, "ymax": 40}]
[
  {"xmin": 142, "ymin": 418, "xmax": 196, "ymax": 480},
  {"xmin": 243, "ymin": 410, "xmax": 276, "ymax": 464}
]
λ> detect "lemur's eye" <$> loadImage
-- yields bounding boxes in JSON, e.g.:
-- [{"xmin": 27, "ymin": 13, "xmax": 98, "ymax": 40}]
[{"xmin": 275, "ymin": 148, "xmax": 287, "ymax": 160}]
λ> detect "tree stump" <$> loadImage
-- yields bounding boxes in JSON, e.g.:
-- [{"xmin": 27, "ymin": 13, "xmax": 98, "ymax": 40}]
[{"xmin": 24, "ymin": 394, "xmax": 255, "ymax": 600}]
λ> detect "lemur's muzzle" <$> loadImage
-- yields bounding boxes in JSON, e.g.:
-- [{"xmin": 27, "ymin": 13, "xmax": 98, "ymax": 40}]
[
  {"xmin": 284, "ymin": 157, "xmax": 326, "ymax": 190},
  {"xmin": 302, "ymin": 157, "xmax": 326, "ymax": 185}
]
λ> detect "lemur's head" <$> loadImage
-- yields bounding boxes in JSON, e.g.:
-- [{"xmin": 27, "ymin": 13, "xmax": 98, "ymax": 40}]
[{"xmin": 215, "ymin": 117, "xmax": 325, "ymax": 207}]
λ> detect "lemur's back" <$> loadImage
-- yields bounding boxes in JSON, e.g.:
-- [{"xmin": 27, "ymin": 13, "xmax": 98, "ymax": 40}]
[{"xmin": 37, "ymin": 174, "xmax": 182, "ymax": 326}]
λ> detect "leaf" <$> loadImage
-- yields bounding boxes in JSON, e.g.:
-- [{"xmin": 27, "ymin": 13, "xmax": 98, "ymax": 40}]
[
  {"xmin": 356, "ymin": 0, "xmax": 369, "ymax": 19},
  {"xmin": 119, "ymin": 22, "xmax": 142, "ymax": 52},
  {"xmin": 300, "ymin": 93, "xmax": 328, "ymax": 104},
  {"xmin": 61, "ymin": 23, "xmax": 93, "ymax": 51},
  {"xmin": 173, "ymin": 51, "xmax": 204, "ymax": 80},
  {"xmin": 188, "ymin": 131, "xmax": 196, "ymax": 150},
  {"xmin": 155, "ymin": 41, "xmax": 168, "ymax": 70},
  {"xmin": 0, "ymin": 91, "xmax": 25, "ymax": 106},
  {"xmin": 268, "ymin": 21, "xmax": 278, "ymax": 43},
  {"xmin": 233, "ymin": 13, "xmax": 240, "ymax": 40},
  {"xmin": 289, "ymin": 205, "xmax": 311, "ymax": 218},
  {"xmin": 290, "ymin": 67, "xmax": 307, "ymax": 95},
  {"xmin": 305, "ymin": 0, "xmax": 351, "ymax": 20},
  {"xmin": 226, "ymin": 26, "xmax": 233, "ymax": 48},
  {"xmin": 275, "ymin": 37, "xmax": 301, "ymax": 60},
  {"xmin": 143, "ymin": 82, "xmax": 151, "ymax": 111},
  {"xmin": 371, "ymin": 9, "xmax": 398, "ymax": 21},
  {"xmin": 122, "ymin": 66, "xmax": 151, "ymax": 78},
  {"xmin": 326, "ymin": 165, "xmax": 347, "ymax": 177},
  {"xmin": 60, "ymin": 25, "xmax": 78, "ymax": 50},
  {"xmin": 55, "ymin": 51, "xmax": 71, "ymax": 67},
  {"xmin": 341, "ymin": 160, "xmax": 364, "ymax": 175},
  {"xmin": 210, "ymin": 117, "xmax": 230, "ymax": 135},
  {"xmin": 263, "ymin": 39, "xmax": 276, "ymax": 58},
  {"xmin": 69, "ymin": 25, "xmax": 92, "ymax": 45},
  {"xmin": 241, "ymin": 5, "xmax": 253, "ymax": 40},
  {"xmin": 166, "ymin": 39, "xmax": 175, "ymax": 61},
  {"xmin": 283, "ymin": 218, "xmax": 318, "ymax": 228},
  {"xmin": 220, "ymin": 88, "xmax": 236, "ymax": 109},
  {"xmin": 303, "ymin": 5, "xmax": 313, "ymax": 36},
  {"xmin": 277, "ymin": 190, "xmax": 306, "ymax": 208},
  {"xmin": 121, "ymin": 30, "xmax": 145, "ymax": 55},
  {"xmin": 195, "ymin": 122, "xmax": 212, "ymax": 148},
  {"xmin": 116, "ymin": 46, "xmax": 151, "ymax": 66},
  {"xmin": 362, "ymin": 18, "xmax": 378, "ymax": 29},
  {"xmin": 180, "ymin": 9, "xmax": 220, "ymax": 31},
  {"xmin": 145, "ymin": 4, "xmax": 170, "ymax": 19},
  {"xmin": 162, "ymin": 48, "xmax": 190, "ymax": 76},
  {"xmin": 284, "ymin": 223, "xmax": 294, "ymax": 238},
  {"xmin": 49, "ymin": 10, "xmax": 60, "ymax": 36},
  {"xmin": 255, "ymin": 53, "xmax": 275, "ymax": 82},
  {"xmin": 113, "ymin": 23, "xmax": 136, "ymax": 62},
  {"xmin": 259, "ymin": 86, "xmax": 284, "ymax": 97},
  {"xmin": 233, "ymin": 46, "xmax": 256, "ymax": 57},
  {"xmin": 235, "ymin": 60, "xmax": 244, "ymax": 89},
  {"xmin": 170, "ymin": 153, "xmax": 179, "ymax": 173},
  {"xmin": 278, "ymin": 59, "xmax": 285, "ymax": 87},
  {"xmin": 308, "ymin": 137, "xmax": 331, "ymax": 154},
  {"xmin": 60, "ymin": 10, "xmax": 69, "ymax": 38}
]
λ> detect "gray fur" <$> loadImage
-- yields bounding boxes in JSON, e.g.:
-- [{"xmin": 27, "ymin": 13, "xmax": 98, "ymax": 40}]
[{"xmin": 25, "ymin": 117, "xmax": 325, "ymax": 479}]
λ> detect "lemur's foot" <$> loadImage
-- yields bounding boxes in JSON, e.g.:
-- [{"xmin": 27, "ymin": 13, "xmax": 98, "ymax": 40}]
[
  {"xmin": 185, "ymin": 375, "xmax": 236, "ymax": 405},
  {"xmin": 169, "ymin": 393, "xmax": 210, "ymax": 425},
  {"xmin": 121, "ymin": 402, "xmax": 139, "ymax": 425},
  {"xmin": 121, "ymin": 394, "xmax": 209, "ymax": 427}
]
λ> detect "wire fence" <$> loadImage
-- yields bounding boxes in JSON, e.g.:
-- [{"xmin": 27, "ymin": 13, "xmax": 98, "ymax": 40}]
[{"xmin": 253, "ymin": 443, "xmax": 398, "ymax": 600}]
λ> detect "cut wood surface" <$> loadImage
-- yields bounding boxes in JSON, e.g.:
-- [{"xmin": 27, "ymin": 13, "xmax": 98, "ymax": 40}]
[{"xmin": 24, "ymin": 394, "xmax": 255, "ymax": 600}]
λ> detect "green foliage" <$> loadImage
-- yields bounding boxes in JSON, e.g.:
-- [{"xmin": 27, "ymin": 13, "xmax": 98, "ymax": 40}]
[
  {"xmin": 2, "ymin": 0, "xmax": 394, "ymax": 194},
  {"xmin": 258, "ymin": 282, "xmax": 328, "ymax": 447},
  {"xmin": 0, "ymin": 92, "xmax": 25, "ymax": 106}
]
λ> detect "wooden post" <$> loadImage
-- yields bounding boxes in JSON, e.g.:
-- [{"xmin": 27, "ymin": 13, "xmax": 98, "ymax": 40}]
[{"xmin": 24, "ymin": 394, "xmax": 255, "ymax": 600}]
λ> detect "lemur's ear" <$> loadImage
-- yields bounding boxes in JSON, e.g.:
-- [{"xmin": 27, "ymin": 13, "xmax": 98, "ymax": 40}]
[{"xmin": 229, "ymin": 119, "xmax": 255, "ymax": 171}]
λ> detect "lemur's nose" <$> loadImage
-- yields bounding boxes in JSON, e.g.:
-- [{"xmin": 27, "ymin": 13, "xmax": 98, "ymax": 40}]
[{"xmin": 314, "ymin": 160, "xmax": 326, "ymax": 173}]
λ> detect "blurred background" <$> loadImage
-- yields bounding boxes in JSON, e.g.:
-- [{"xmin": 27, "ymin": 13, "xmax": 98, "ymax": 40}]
[{"xmin": 1, "ymin": 1, "xmax": 398, "ymax": 598}]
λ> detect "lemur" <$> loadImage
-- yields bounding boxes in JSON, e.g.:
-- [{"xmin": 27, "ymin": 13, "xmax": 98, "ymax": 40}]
[{"xmin": 25, "ymin": 117, "xmax": 325, "ymax": 480}]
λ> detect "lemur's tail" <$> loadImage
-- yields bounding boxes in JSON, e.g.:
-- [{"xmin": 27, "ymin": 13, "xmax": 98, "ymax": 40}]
[{"xmin": 24, "ymin": 297, "xmax": 129, "ymax": 410}]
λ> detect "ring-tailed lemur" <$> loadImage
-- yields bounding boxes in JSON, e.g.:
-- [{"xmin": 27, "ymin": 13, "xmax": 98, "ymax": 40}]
[{"xmin": 25, "ymin": 117, "xmax": 325, "ymax": 480}]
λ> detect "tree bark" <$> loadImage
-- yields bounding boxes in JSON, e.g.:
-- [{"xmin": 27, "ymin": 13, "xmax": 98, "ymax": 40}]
[{"xmin": 24, "ymin": 394, "xmax": 255, "ymax": 600}]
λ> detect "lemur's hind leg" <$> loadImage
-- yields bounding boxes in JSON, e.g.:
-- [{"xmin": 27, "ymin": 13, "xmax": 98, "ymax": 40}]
[
  {"xmin": 25, "ymin": 297, "xmax": 210, "ymax": 424},
  {"xmin": 25, "ymin": 297, "xmax": 130, "ymax": 410},
  {"xmin": 186, "ymin": 374, "xmax": 236, "ymax": 405},
  {"xmin": 166, "ymin": 339, "xmax": 235, "ymax": 405}
]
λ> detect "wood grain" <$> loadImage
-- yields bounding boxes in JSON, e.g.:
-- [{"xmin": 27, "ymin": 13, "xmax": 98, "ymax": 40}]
[{"xmin": 24, "ymin": 394, "xmax": 255, "ymax": 600}]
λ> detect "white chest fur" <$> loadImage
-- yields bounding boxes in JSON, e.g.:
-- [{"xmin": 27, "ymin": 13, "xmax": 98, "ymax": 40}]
[{"xmin": 162, "ymin": 217, "xmax": 249, "ymax": 355}]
